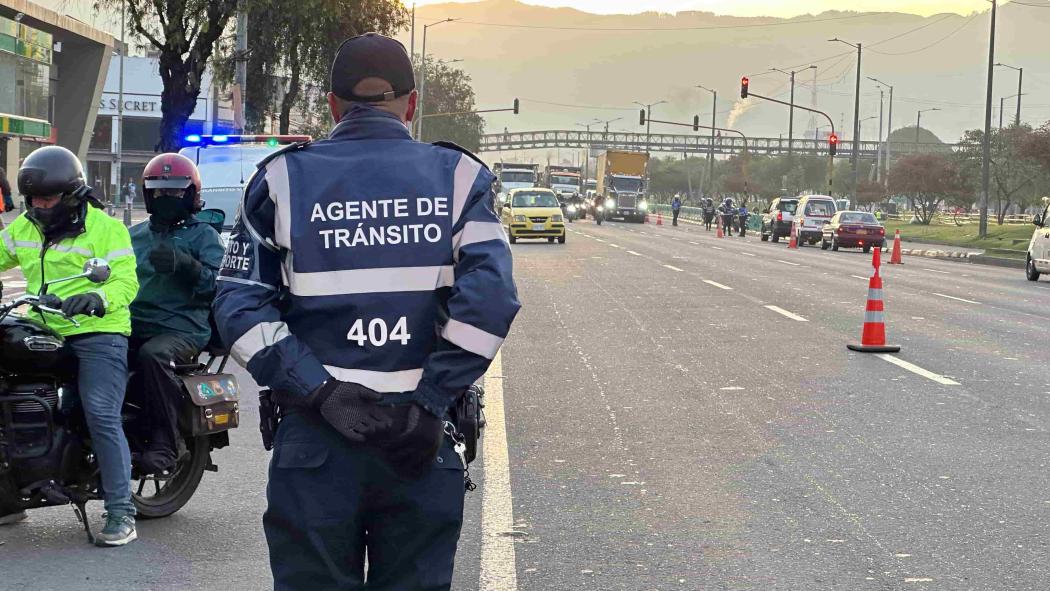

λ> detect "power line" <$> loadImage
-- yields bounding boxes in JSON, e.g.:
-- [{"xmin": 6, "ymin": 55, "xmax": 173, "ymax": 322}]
[
  {"xmin": 420, "ymin": 12, "xmax": 880, "ymax": 32},
  {"xmin": 868, "ymin": 14, "xmax": 980, "ymax": 56},
  {"xmin": 519, "ymin": 98, "xmax": 636, "ymax": 111},
  {"xmin": 867, "ymin": 13, "xmax": 956, "ymax": 48}
]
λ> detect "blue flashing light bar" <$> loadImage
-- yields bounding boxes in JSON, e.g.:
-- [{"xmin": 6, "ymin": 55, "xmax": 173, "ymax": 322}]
[
  {"xmin": 184, "ymin": 134, "xmax": 202, "ymax": 143},
  {"xmin": 212, "ymin": 134, "xmax": 229, "ymax": 143},
  {"xmin": 181, "ymin": 134, "xmax": 312, "ymax": 147}
]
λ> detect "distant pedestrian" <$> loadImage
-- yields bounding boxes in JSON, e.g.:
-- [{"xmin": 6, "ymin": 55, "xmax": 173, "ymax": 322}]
[
  {"xmin": 671, "ymin": 193, "xmax": 682, "ymax": 226},
  {"xmin": 701, "ymin": 197, "xmax": 716, "ymax": 230},
  {"xmin": 0, "ymin": 167, "xmax": 11, "ymax": 212},
  {"xmin": 125, "ymin": 178, "xmax": 137, "ymax": 208}
]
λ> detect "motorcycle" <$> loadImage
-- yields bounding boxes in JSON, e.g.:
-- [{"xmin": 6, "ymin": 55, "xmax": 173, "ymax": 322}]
[
  {"xmin": 0, "ymin": 258, "xmax": 239, "ymax": 544},
  {"xmin": 595, "ymin": 204, "xmax": 604, "ymax": 226},
  {"xmin": 560, "ymin": 200, "xmax": 578, "ymax": 223}
]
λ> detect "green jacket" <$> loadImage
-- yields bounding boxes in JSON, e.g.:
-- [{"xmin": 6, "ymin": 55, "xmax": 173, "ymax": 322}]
[
  {"xmin": 0, "ymin": 205, "xmax": 139, "ymax": 337},
  {"xmin": 129, "ymin": 216, "xmax": 224, "ymax": 349}
]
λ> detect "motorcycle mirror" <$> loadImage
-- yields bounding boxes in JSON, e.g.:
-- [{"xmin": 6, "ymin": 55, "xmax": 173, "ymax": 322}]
[{"xmin": 83, "ymin": 258, "xmax": 111, "ymax": 283}]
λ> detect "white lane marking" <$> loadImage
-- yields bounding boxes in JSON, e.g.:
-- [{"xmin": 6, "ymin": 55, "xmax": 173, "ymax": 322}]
[
  {"xmin": 663, "ymin": 265, "xmax": 684, "ymax": 272},
  {"xmin": 688, "ymin": 241, "xmax": 700, "ymax": 246},
  {"xmin": 923, "ymin": 268, "xmax": 951, "ymax": 275},
  {"xmin": 764, "ymin": 305, "xmax": 808, "ymax": 322},
  {"xmin": 777, "ymin": 259, "xmax": 802, "ymax": 267},
  {"xmin": 608, "ymin": 243, "xmax": 622, "ymax": 248},
  {"xmin": 851, "ymin": 275, "xmax": 870, "ymax": 281},
  {"xmin": 711, "ymin": 246, "xmax": 724, "ymax": 251},
  {"xmin": 627, "ymin": 250, "xmax": 642, "ymax": 257},
  {"xmin": 480, "ymin": 350, "xmax": 518, "ymax": 591},
  {"xmin": 904, "ymin": 578, "xmax": 934, "ymax": 583},
  {"xmin": 594, "ymin": 238, "xmax": 606, "ymax": 243},
  {"xmin": 875, "ymin": 354, "xmax": 960, "ymax": 386},
  {"xmin": 742, "ymin": 252, "xmax": 757, "ymax": 257},
  {"xmin": 932, "ymin": 292, "xmax": 980, "ymax": 305},
  {"xmin": 703, "ymin": 280, "xmax": 733, "ymax": 290}
]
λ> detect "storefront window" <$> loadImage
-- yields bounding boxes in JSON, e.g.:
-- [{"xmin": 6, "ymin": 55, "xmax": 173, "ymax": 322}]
[{"xmin": 90, "ymin": 115, "xmax": 112, "ymax": 151}]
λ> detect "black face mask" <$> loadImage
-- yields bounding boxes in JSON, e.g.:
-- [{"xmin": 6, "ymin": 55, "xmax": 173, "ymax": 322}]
[
  {"xmin": 149, "ymin": 196, "xmax": 191, "ymax": 226},
  {"xmin": 27, "ymin": 197, "xmax": 78, "ymax": 236}
]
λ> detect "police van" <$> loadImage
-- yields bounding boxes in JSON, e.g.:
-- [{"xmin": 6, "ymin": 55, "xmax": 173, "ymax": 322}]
[
  {"xmin": 1027, "ymin": 197, "xmax": 1050, "ymax": 282},
  {"xmin": 178, "ymin": 134, "xmax": 310, "ymax": 240}
]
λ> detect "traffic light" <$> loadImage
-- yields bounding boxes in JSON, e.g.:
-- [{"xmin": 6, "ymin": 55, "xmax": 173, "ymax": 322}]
[
  {"xmin": 639, "ymin": 109, "xmax": 646, "ymax": 125},
  {"xmin": 513, "ymin": 98, "xmax": 519, "ymax": 115},
  {"xmin": 828, "ymin": 133, "xmax": 839, "ymax": 156},
  {"xmin": 693, "ymin": 115, "xmax": 699, "ymax": 131},
  {"xmin": 740, "ymin": 76, "xmax": 749, "ymax": 99}
]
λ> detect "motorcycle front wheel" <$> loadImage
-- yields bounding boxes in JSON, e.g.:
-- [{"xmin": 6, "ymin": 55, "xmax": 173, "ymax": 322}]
[{"xmin": 133, "ymin": 435, "xmax": 209, "ymax": 519}]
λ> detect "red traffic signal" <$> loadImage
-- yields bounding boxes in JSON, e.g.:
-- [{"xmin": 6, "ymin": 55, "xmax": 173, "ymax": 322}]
[
  {"xmin": 740, "ymin": 76, "xmax": 749, "ymax": 99},
  {"xmin": 828, "ymin": 133, "xmax": 839, "ymax": 156}
]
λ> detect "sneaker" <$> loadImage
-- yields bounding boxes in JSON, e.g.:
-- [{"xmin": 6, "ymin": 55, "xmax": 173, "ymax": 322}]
[
  {"xmin": 0, "ymin": 510, "xmax": 27, "ymax": 525},
  {"xmin": 94, "ymin": 513, "xmax": 137, "ymax": 547}
]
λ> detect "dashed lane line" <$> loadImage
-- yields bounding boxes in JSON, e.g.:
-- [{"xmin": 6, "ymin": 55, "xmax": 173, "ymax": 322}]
[
  {"xmin": 742, "ymin": 252, "xmax": 756, "ymax": 257},
  {"xmin": 711, "ymin": 246, "xmax": 724, "ymax": 250},
  {"xmin": 663, "ymin": 265, "xmax": 684, "ymax": 272},
  {"xmin": 875, "ymin": 354, "xmax": 960, "ymax": 386},
  {"xmin": 479, "ymin": 350, "xmax": 518, "ymax": 591},
  {"xmin": 688, "ymin": 241, "xmax": 700, "ymax": 246},
  {"xmin": 764, "ymin": 305, "xmax": 808, "ymax": 322},
  {"xmin": 608, "ymin": 243, "xmax": 622, "ymax": 248},
  {"xmin": 703, "ymin": 279, "xmax": 733, "ymax": 290},
  {"xmin": 627, "ymin": 250, "xmax": 643, "ymax": 257},
  {"xmin": 923, "ymin": 268, "xmax": 951, "ymax": 275},
  {"xmin": 851, "ymin": 275, "xmax": 870, "ymax": 281},
  {"xmin": 777, "ymin": 259, "xmax": 802, "ymax": 267},
  {"xmin": 932, "ymin": 292, "xmax": 981, "ymax": 305}
]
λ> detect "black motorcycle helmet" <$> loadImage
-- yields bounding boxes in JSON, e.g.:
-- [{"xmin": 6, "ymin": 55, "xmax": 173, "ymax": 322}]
[{"xmin": 17, "ymin": 146, "xmax": 91, "ymax": 234}]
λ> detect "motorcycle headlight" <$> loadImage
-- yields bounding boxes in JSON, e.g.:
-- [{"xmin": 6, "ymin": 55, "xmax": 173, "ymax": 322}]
[
  {"xmin": 605, "ymin": 199, "xmax": 615, "ymax": 209},
  {"xmin": 567, "ymin": 205, "xmax": 577, "ymax": 212},
  {"xmin": 639, "ymin": 201, "xmax": 648, "ymax": 211},
  {"xmin": 513, "ymin": 215, "xmax": 526, "ymax": 222},
  {"xmin": 596, "ymin": 205, "xmax": 604, "ymax": 212},
  {"xmin": 552, "ymin": 214, "xmax": 563, "ymax": 222}
]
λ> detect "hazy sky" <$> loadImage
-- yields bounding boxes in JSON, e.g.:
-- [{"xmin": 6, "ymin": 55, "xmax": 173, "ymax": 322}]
[{"xmin": 413, "ymin": 0, "xmax": 993, "ymax": 17}]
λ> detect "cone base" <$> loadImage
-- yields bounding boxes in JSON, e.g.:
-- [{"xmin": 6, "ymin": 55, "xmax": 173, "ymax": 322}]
[{"xmin": 847, "ymin": 343, "xmax": 901, "ymax": 353}]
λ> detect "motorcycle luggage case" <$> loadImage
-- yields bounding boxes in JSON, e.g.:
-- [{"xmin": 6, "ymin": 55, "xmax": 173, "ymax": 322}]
[{"xmin": 178, "ymin": 374, "xmax": 240, "ymax": 436}]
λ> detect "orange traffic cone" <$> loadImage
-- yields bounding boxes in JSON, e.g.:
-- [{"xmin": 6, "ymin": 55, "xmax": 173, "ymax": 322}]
[
  {"xmin": 888, "ymin": 229, "xmax": 903, "ymax": 265},
  {"xmin": 656, "ymin": 212, "xmax": 664, "ymax": 226},
  {"xmin": 787, "ymin": 221, "xmax": 798, "ymax": 249},
  {"xmin": 847, "ymin": 248, "xmax": 900, "ymax": 353},
  {"xmin": 716, "ymin": 221, "xmax": 724, "ymax": 238}
]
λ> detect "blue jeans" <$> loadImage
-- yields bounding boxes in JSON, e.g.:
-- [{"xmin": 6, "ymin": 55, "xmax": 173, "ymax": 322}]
[{"xmin": 67, "ymin": 333, "xmax": 134, "ymax": 517}]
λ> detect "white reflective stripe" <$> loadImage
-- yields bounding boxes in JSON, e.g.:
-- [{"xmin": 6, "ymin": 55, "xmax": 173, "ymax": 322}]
[
  {"xmin": 51, "ymin": 244, "xmax": 93, "ymax": 257},
  {"xmin": 867, "ymin": 289, "xmax": 884, "ymax": 300},
  {"xmin": 442, "ymin": 318, "xmax": 504, "ymax": 359},
  {"xmin": 216, "ymin": 275, "xmax": 278, "ymax": 291},
  {"xmin": 14, "ymin": 241, "xmax": 41, "ymax": 248},
  {"xmin": 288, "ymin": 265, "xmax": 454, "ymax": 297},
  {"xmin": 90, "ymin": 288, "xmax": 109, "ymax": 309},
  {"xmin": 0, "ymin": 231, "xmax": 14, "ymax": 253},
  {"xmin": 864, "ymin": 311, "xmax": 885, "ymax": 323},
  {"xmin": 231, "ymin": 321, "xmax": 292, "ymax": 366},
  {"xmin": 452, "ymin": 221, "xmax": 508, "ymax": 261},
  {"xmin": 104, "ymin": 247, "xmax": 134, "ymax": 259},
  {"xmin": 452, "ymin": 154, "xmax": 483, "ymax": 225},
  {"xmin": 323, "ymin": 366, "xmax": 424, "ymax": 393},
  {"xmin": 266, "ymin": 156, "xmax": 292, "ymax": 249}
]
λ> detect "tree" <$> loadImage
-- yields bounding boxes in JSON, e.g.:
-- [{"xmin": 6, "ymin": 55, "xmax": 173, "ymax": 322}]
[
  {"xmin": 956, "ymin": 126, "xmax": 1042, "ymax": 223},
  {"xmin": 214, "ymin": 0, "xmax": 406, "ymax": 134},
  {"xmin": 98, "ymin": 0, "xmax": 240, "ymax": 152},
  {"xmin": 889, "ymin": 154, "xmax": 970, "ymax": 225},
  {"xmin": 855, "ymin": 179, "xmax": 886, "ymax": 210},
  {"xmin": 415, "ymin": 57, "xmax": 485, "ymax": 151}
]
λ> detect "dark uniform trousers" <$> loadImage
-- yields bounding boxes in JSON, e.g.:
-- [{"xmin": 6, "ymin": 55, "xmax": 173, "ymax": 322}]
[{"xmin": 265, "ymin": 411, "xmax": 467, "ymax": 590}]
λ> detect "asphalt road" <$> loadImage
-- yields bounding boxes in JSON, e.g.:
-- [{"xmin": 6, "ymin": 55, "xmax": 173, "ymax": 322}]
[{"xmin": 1, "ymin": 215, "xmax": 1048, "ymax": 590}]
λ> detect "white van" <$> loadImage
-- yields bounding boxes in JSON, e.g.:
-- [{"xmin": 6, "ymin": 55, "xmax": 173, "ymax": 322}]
[
  {"xmin": 1027, "ymin": 197, "xmax": 1050, "ymax": 281},
  {"xmin": 178, "ymin": 134, "xmax": 310, "ymax": 235},
  {"xmin": 793, "ymin": 194, "xmax": 838, "ymax": 246}
]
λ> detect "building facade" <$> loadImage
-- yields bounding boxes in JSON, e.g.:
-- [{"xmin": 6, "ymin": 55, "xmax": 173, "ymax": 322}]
[{"xmin": 0, "ymin": 1, "xmax": 112, "ymax": 199}]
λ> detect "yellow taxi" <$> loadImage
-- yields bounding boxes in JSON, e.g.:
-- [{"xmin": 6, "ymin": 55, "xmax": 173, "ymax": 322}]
[{"xmin": 500, "ymin": 188, "xmax": 566, "ymax": 244}]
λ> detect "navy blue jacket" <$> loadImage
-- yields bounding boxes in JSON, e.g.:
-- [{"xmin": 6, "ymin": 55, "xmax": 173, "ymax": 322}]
[{"xmin": 213, "ymin": 106, "xmax": 520, "ymax": 416}]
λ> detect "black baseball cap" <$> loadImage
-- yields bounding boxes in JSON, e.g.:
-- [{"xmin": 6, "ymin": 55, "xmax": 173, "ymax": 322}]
[{"xmin": 331, "ymin": 33, "xmax": 415, "ymax": 103}]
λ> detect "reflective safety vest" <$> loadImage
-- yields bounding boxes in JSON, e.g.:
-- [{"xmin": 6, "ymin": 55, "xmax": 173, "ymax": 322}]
[
  {"xmin": 0, "ymin": 205, "xmax": 138, "ymax": 336},
  {"xmin": 214, "ymin": 106, "xmax": 521, "ymax": 415}
]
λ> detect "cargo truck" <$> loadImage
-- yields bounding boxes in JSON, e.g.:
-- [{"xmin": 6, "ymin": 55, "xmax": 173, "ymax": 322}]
[
  {"xmin": 493, "ymin": 162, "xmax": 539, "ymax": 204},
  {"xmin": 596, "ymin": 150, "xmax": 649, "ymax": 223},
  {"xmin": 545, "ymin": 165, "xmax": 584, "ymax": 220}
]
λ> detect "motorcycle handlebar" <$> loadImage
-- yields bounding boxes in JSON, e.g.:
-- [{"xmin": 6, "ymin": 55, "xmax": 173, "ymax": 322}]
[{"xmin": 0, "ymin": 294, "xmax": 81, "ymax": 328}]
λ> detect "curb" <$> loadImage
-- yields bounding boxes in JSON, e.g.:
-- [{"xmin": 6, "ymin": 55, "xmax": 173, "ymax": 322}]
[{"xmin": 897, "ymin": 248, "xmax": 1025, "ymax": 268}]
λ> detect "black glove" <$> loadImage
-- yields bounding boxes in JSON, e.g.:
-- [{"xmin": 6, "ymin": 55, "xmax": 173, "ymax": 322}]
[
  {"xmin": 374, "ymin": 404, "xmax": 444, "ymax": 478},
  {"xmin": 277, "ymin": 380, "xmax": 392, "ymax": 443},
  {"xmin": 61, "ymin": 293, "xmax": 105, "ymax": 317},
  {"xmin": 149, "ymin": 242, "xmax": 202, "ymax": 279},
  {"xmin": 37, "ymin": 294, "xmax": 62, "ymax": 309}
]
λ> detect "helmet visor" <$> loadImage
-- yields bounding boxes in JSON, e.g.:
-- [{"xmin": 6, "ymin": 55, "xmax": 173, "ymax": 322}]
[{"xmin": 144, "ymin": 177, "xmax": 192, "ymax": 190}]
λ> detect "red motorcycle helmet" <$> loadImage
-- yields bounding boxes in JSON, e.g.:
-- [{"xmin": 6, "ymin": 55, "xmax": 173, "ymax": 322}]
[{"xmin": 142, "ymin": 152, "xmax": 203, "ymax": 215}]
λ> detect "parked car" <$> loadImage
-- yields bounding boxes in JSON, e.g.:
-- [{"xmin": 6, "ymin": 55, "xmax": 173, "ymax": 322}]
[
  {"xmin": 793, "ymin": 195, "xmax": 838, "ymax": 246},
  {"xmin": 1026, "ymin": 197, "xmax": 1050, "ymax": 281},
  {"xmin": 820, "ymin": 211, "xmax": 886, "ymax": 252},
  {"xmin": 760, "ymin": 197, "xmax": 798, "ymax": 243}
]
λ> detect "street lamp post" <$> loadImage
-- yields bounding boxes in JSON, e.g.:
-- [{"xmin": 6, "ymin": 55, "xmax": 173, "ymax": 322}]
[
  {"xmin": 830, "ymin": 38, "xmax": 862, "ymax": 203},
  {"xmin": 869, "ymin": 77, "xmax": 894, "ymax": 188},
  {"xmin": 998, "ymin": 93, "xmax": 1024, "ymax": 130},
  {"xmin": 979, "ymin": 0, "xmax": 998, "ymax": 238},
  {"xmin": 416, "ymin": 17, "xmax": 458, "ymax": 140},
  {"xmin": 916, "ymin": 108, "xmax": 939, "ymax": 146},
  {"xmin": 995, "ymin": 62, "xmax": 1023, "ymax": 126},
  {"xmin": 771, "ymin": 65, "xmax": 816, "ymax": 158},
  {"xmin": 696, "ymin": 85, "xmax": 716, "ymax": 197},
  {"xmin": 576, "ymin": 119, "xmax": 601, "ymax": 180},
  {"xmin": 633, "ymin": 100, "xmax": 667, "ymax": 156}
]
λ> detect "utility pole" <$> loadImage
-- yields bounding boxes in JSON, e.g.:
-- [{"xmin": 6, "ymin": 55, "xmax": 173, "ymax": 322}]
[
  {"xmin": 235, "ymin": 2, "xmax": 247, "ymax": 132},
  {"xmin": 410, "ymin": 4, "xmax": 415, "ymax": 63},
  {"xmin": 116, "ymin": 0, "xmax": 128, "ymax": 225},
  {"xmin": 869, "ymin": 77, "xmax": 894, "ymax": 188},
  {"xmin": 876, "ymin": 88, "xmax": 883, "ymax": 184},
  {"xmin": 995, "ymin": 63, "xmax": 1023, "ymax": 126},
  {"xmin": 830, "ymin": 39, "xmax": 862, "ymax": 203},
  {"xmin": 416, "ymin": 18, "xmax": 457, "ymax": 140},
  {"xmin": 771, "ymin": 65, "xmax": 816, "ymax": 159},
  {"xmin": 979, "ymin": 0, "xmax": 997, "ymax": 238},
  {"xmin": 696, "ymin": 85, "xmax": 716, "ymax": 197},
  {"xmin": 916, "ymin": 108, "xmax": 939, "ymax": 145}
]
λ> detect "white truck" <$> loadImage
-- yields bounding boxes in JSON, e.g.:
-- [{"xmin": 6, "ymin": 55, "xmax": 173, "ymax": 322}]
[{"xmin": 493, "ymin": 162, "xmax": 539, "ymax": 204}]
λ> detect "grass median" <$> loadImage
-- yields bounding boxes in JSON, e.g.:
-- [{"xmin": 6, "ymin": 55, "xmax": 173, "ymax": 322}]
[{"xmin": 883, "ymin": 218, "xmax": 1033, "ymax": 259}]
